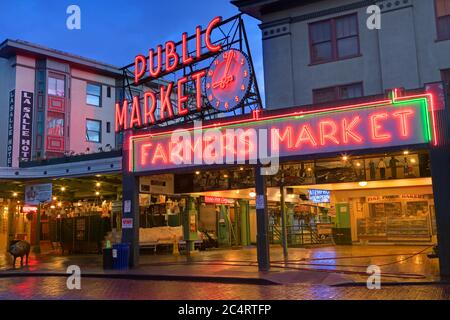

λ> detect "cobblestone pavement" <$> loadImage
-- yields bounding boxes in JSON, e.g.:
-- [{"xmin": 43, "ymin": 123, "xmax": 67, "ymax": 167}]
[
  {"xmin": 0, "ymin": 245, "xmax": 440, "ymax": 284},
  {"xmin": 0, "ymin": 277, "xmax": 449, "ymax": 300}
]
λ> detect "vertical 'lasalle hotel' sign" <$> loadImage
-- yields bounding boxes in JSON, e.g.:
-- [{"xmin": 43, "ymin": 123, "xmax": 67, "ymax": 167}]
[{"xmin": 19, "ymin": 91, "xmax": 33, "ymax": 162}]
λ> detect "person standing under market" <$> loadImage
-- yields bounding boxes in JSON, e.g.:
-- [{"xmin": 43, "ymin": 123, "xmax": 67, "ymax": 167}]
[
  {"xmin": 389, "ymin": 156, "xmax": 399, "ymax": 179},
  {"xmin": 369, "ymin": 160, "xmax": 376, "ymax": 180},
  {"xmin": 377, "ymin": 158, "xmax": 387, "ymax": 179}
]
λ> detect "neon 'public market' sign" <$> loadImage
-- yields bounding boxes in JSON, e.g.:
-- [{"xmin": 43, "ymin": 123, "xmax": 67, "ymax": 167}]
[{"xmin": 116, "ymin": 16, "xmax": 231, "ymax": 132}]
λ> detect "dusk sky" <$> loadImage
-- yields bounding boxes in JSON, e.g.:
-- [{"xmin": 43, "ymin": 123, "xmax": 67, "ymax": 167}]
[{"xmin": 0, "ymin": 0, "xmax": 265, "ymax": 102}]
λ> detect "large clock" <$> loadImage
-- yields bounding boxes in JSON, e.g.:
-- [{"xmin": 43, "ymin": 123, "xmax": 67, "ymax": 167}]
[{"xmin": 205, "ymin": 49, "xmax": 252, "ymax": 112}]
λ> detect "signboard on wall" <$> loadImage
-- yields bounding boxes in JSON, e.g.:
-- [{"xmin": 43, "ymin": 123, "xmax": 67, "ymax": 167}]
[
  {"xmin": 24, "ymin": 183, "xmax": 52, "ymax": 205},
  {"xmin": 7, "ymin": 90, "xmax": 15, "ymax": 167},
  {"xmin": 19, "ymin": 91, "xmax": 34, "ymax": 162},
  {"xmin": 308, "ymin": 189, "xmax": 331, "ymax": 203},
  {"xmin": 129, "ymin": 92, "xmax": 434, "ymax": 173},
  {"xmin": 139, "ymin": 174, "xmax": 174, "ymax": 194}
]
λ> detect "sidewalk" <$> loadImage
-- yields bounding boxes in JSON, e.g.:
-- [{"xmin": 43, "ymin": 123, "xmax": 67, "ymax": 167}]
[{"xmin": 0, "ymin": 245, "xmax": 441, "ymax": 286}]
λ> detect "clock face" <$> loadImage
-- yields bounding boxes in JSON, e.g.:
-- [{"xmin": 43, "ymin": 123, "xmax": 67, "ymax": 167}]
[{"xmin": 205, "ymin": 49, "xmax": 252, "ymax": 112}]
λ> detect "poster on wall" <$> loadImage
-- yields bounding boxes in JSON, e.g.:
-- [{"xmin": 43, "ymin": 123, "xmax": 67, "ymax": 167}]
[
  {"xmin": 25, "ymin": 183, "xmax": 52, "ymax": 205},
  {"xmin": 7, "ymin": 90, "xmax": 15, "ymax": 167},
  {"xmin": 19, "ymin": 91, "xmax": 34, "ymax": 162}
]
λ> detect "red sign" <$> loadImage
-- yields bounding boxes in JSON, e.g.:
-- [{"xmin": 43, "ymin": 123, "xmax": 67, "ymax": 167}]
[
  {"xmin": 204, "ymin": 196, "xmax": 235, "ymax": 204},
  {"xmin": 128, "ymin": 90, "xmax": 436, "ymax": 173},
  {"xmin": 116, "ymin": 17, "xmax": 223, "ymax": 132},
  {"xmin": 116, "ymin": 16, "xmax": 255, "ymax": 132}
]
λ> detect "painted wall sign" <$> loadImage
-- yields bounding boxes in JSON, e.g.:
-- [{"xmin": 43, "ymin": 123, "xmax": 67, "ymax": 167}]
[
  {"xmin": 7, "ymin": 90, "xmax": 15, "ymax": 167},
  {"xmin": 139, "ymin": 174, "xmax": 174, "ymax": 194},
  {"xmin": 19, "ymin": 91, "xmax": 34, "ymax": 162},
  {"xmin": 25, "ymin": 183, "xmax": 52, "ymax": 205},
  {"xmin": 128, "ymin": 91, "xmax": 435, "ymax": 173}
]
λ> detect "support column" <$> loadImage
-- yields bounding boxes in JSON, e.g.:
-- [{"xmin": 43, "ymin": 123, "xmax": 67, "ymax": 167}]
[
  {"xmin": 121, "ymin": 173, "xmax": 139, "ymax": 267},
  {"xmin": 280, "ymin": 184, "xmax": 288, "ymax": 260},
  {"xmin": 122, "ymin": 130, "xmax": 140, "ymax": 268},
  {"xmin": 7, "ymin": 200, "xmax": 15, "ymax": 246},
  {"xmin": 255, "ymin": 165, "xmax": 270, "ymax": 271},
  {"xmin": 429, "ymin": 82, "xmax": 450, "ymax": 278},
  {"xmin": 32, "ymin": 203, "xmax": 41, "ymax": 253},
  {"xmin": 430, "ymin": 145, "xmax": 450, "ymax": 277},
  {"xmin": 239, "ymin": 200, "xmax": 250, "ymax": 246}
]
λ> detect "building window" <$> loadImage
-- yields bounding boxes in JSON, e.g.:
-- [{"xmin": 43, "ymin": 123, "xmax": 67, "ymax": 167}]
[
  {"xmin": 86, "ymin": 119, "xmax": 101, "ymax": 143},
  {"xmin": 107, "ymin": 86, "xmax": 111, "ymax": 98},
  {"xmin": 47, "ymin": 112, "xmax": 64, "ymax": 137},
  {"xmin": 313, "ymin": 83, "xmax": 363, "ymax": 104},
  {"xmin": 436, "ymin": 0, "xmax": 450, "ymax": 40},
  {"xmin": 309, "ymin": 14, "xmax": 359, "ymax": 64},
  {"xmin": 48, "ymin": 74, "xmax": 65, "ymax": 97},
  {"xmin": 86, "ymin": 83, "xmax": 102, "ymax": 107},
  {"xmin": 106, "ymin": 121, "xmax": 111, "ymax": 133}
]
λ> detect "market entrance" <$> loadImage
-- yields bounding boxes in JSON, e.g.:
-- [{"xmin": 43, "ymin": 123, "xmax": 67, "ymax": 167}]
[{"xmin": 134, "ymin": 147, "xmax": 437, "ymax": 257}]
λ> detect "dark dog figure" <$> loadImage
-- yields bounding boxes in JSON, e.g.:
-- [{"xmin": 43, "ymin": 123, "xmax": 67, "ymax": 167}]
[{"xmin": 8, "ymin": 240, "xmax": 31, "ymax": 268}]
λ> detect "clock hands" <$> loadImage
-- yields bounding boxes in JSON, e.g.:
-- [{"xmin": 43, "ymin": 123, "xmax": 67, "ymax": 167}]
[{"xmin": 212, "ymin": 50, "xmax": 235, "ymax": 89}]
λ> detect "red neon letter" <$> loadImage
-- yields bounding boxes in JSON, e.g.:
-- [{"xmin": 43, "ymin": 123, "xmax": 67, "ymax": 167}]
[
  {"xmin": 149, "ymin": 45, "xmax": 162, "ymax": 78},
  {"xmin": 129, "ymin": 96, "xmax": 142, "ymax": 128},
  {"xmin": 205, "ymin": 16, "xmax": 222, "ymax": 53},
  {"xmin": 295, "ymin": 124, "xmax": 318, "ymax": 147},
  {"xmin": 196, "ymin": 26, "xmax": 202, "ymax": 59},
  {"xmin": 319, "ymin": 120, "xmax": 340, "ymax": 145},
  {"xmin": 134, "ymin": 55, "xmax": 146, "ymax": 84},
  {"xmin": 177, "ymin": 76, "xmax": 189, "ymax": 116},
  {"xmin": 393, "ymin": 109, "xmax": 414, "ymax": 137},
  {"xmin": 165, "ymin": 41, "xmax": 179, "ymax": 73},
  {"xmin": 342, "ymin": 116, "xmax": 363, "ymax": 144},
  {"xmin": 152, "ymin": 143, "xmax": 168, "ymax": 164},
  {"xmin": 115, "ymin": 100, "xmax": 128, "ymax": 132},
  {"xmin": 192, "ymin": 70, "xmax": 206, "ymax": 111},
  {"xmin": 182, "ymin": 32, "xmax": 194, "ymax": 65},
  {"xmin": 370, "ymin": 113, "xmax": 391, "ymax": 141},
  {"xmin": 160, "ymin": 82, "xmax": 175, "ymax": 121},
  {"xmin": 140, "ymin": 143, "xmax": 152, "ymax": 166},
  {"xmin": 143, "ymin": 91, "xmax": 157, "ymax": 125},
  {"xmin": 271, "ymin": 127, "xmax": 293, "ymax": 151}
]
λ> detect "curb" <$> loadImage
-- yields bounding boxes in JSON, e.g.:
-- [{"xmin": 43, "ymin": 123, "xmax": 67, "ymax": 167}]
[
  {"xmin": 331, "ymin": 280, "xmax": 447, "ymax": 287},
  {"xmin": 0, "ymin": 271, "xmax": 278, "ymax": 285}
]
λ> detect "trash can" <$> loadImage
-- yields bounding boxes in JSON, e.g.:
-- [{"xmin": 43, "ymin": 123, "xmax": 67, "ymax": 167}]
[
  {"xmin": 103, "ymin": 248, "xmax": 113, "ymax": 270},
  {"xmin": 112, "ymin": 243, "xmax": 130, "ymax": 269}
]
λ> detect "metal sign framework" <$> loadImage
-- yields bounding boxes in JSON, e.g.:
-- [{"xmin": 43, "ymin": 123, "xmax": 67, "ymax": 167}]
[{"xmin": 119, "ymin": 14, "xmax": 263, "ymax": 130}]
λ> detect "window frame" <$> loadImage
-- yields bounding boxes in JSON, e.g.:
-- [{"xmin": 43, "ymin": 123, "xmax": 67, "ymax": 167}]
[
  {"xmin": 312, "ymin": 82, "xmax": 364, "ymax": 104},
  {"xmin": 435, "ymin": 0, "xmax": 450, "ymax": 41},
  {"xmin": 86, "ymin": 119, "xmax": 102, "ymax": 143},
  {"xmin": 48, "ymin": 73, "xmax": 65, "ymax": 97},
  {"xmin": 86, "ymin": 82, "xmax": 102, "ymax": 107},
  {"xmin": 308, "ymin": 13, "xmax": 361, "ymax": 65}
]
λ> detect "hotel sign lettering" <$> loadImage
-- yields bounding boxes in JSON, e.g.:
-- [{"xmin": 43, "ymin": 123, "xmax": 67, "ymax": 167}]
[
  {"xmin": 19, "ymin": 91, "xmax": 33, "ymax": 162},
  {"xmin": 7, "ymin": 90, "xmax": 15, "ymax": 167},
  {"xmin": 128, "ymin": 92, "xmax": 434, "ymax": 173}
]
